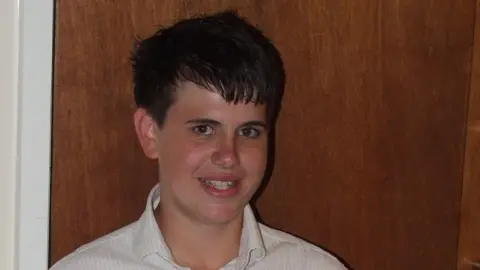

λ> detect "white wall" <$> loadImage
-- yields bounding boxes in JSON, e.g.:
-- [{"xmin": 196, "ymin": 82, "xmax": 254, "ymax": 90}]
[
  {"xmin": 0, "ymin": 0, "xmax": 20, "ymax": 269},
  {"xmin": 0, "ymin": 0, "xmax": 54, "ymax": 269}
]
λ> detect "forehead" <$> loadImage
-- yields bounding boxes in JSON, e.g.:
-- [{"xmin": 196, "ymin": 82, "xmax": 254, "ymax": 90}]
[{"xmin": 167, "ymin": 81, "xmax": 267, "ymax": 121}]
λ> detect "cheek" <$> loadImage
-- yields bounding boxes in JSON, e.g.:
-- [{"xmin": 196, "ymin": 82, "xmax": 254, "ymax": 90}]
[
  {"xmin": 183, "ymin": 144, "xmax": 213, "ymax": 170},
  {"xmin": 158, "ymin": 139, "xmax": 213, "ymax": 176},
  {"xmin": 239, "ymin": 141, "xmax": 268, "ymax": 174}
]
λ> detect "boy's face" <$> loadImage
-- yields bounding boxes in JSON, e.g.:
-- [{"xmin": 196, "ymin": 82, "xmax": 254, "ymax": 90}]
[{"xmin": 134, "ymin": 81, "xmax": 268, "ymax": 226}]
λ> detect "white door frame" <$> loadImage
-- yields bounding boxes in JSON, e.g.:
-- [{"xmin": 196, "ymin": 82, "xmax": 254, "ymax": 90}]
[{"xmin": 15, "ymin": 0, "xmax": 54, "ymax": 269}]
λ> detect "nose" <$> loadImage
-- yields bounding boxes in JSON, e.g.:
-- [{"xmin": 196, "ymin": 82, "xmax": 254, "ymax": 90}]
[{"xmin": 211, "ymin": 136, "xmax": 239, "ymax": 169}]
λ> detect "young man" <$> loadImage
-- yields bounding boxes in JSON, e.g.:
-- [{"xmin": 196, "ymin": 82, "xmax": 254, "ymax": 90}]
[{"xmin": 51, "ymin": 10, "xmax": 347, "ymax": 270}]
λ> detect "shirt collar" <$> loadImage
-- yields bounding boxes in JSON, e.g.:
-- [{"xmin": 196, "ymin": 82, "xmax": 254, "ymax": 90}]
[
  {"xmin": 132, "ymin": 184, "xmax": 266, "ymax": 266},
  {"xmin": 237, "ymin": 205, "xmax": 266, "ymax": 268},
  {"xmin": 132, "ymin": 185, "xmax": 173, "ymax": 260}
]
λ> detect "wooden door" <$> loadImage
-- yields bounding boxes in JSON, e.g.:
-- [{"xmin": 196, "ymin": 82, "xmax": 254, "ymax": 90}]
[
  {"xmin": 457, "ymin": 1, "xmax": 480, "ymax": 269},
  {"xmin": 50, "ymin": 1, "xmax": 477, "ymax": 269}
]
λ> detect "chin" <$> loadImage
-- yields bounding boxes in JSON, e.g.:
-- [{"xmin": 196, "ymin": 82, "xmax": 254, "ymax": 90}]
[{"xmin": 200, "ymin": 203, "xmax": 244, "ymax": 225}]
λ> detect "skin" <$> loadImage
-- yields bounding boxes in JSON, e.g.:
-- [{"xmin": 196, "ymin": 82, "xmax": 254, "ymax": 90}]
[{"xmin": 134, "ymin": 81, "xmax": 269, "ymax": 269}]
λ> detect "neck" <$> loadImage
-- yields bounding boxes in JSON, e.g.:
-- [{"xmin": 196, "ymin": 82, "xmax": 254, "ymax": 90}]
[{"xmin": 155, "ymin": 202, "xmax": 243, "ymax": 270}]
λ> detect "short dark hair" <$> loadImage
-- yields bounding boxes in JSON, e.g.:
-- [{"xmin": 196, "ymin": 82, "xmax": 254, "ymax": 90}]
[{"xmin": 131, "ymin": 10, "xmax": 285, "ymax": 128}]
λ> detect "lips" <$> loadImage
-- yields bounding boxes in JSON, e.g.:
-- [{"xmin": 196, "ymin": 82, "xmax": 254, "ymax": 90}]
[
  {"xmin": 198, "ymin": 176, "xmax": 241, "ymax": 197},
  {"xmin": 199, "ymin": 178, "xmax": 237, "ymax": 190}
]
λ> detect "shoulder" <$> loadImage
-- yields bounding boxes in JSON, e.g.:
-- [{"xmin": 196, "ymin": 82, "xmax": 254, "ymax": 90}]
[
  {"xmin": 49, "ymin": 222, "xmax": 139, "ymax": 270},
  {"xmin": 259, "ymin": 223, "xmax": 348, "ymax": 270}
]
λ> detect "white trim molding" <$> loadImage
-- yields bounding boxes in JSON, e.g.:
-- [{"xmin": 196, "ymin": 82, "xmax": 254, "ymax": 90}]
[{"xmin": 15, "ymin": 0, "xmax": 54, "ymax": 269}]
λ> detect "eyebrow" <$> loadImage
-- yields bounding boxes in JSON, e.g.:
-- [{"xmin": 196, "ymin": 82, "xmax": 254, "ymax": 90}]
[
  {"xmin": 241, "ymin": 120, "xmax": 267, "ymax": 129},
  {"xmin": 185, "ymin": 118, "xmax": 222, "ymax": 126},
  {"xmin": 185, "ymin": 118, "xmax": 267, "ymax": 129}
]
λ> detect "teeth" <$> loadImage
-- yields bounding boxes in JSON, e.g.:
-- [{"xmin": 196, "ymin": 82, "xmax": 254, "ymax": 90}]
[{"xmin": 200, "ymin": 178, "xmax": 235, "ymax": 190}]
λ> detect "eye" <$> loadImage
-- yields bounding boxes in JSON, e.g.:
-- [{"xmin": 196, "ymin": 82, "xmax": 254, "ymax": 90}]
[
  {"xmin": 192, "ymin": 125, "xmax": 214, "ymax": 136},
  {"xmin": 239, "ymin": 127, "xmax": 261, "ymax": 138}
]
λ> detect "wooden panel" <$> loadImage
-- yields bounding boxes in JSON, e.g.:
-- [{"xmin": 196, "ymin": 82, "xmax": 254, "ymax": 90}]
[
  {"xmin": 457, "ymin": 1, "xmax": 480, "ymax": 269},
  {"xmin": 254, "ymin": 1, "xmax": 475, "ymax": 269},
  {"xmin": 50, "ymin": 0, "xmax": 476, "ymax": 269}
]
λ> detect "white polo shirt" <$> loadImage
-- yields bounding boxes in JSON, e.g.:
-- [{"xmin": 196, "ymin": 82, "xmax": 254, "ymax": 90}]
[{"xmin": 50, "ymin": 185, "xmax": 347, "ymax": 270}]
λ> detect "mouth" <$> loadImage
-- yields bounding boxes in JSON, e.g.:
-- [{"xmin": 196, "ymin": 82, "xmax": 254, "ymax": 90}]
[{"xmin": 198, "ymin": 177, "xmax": 238, "ymax": 190}]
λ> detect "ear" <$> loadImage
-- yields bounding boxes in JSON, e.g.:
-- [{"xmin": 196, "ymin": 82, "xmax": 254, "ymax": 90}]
[{"xmin": 133, "ymin": 108, "xmax": 159, "ymax": 159}]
